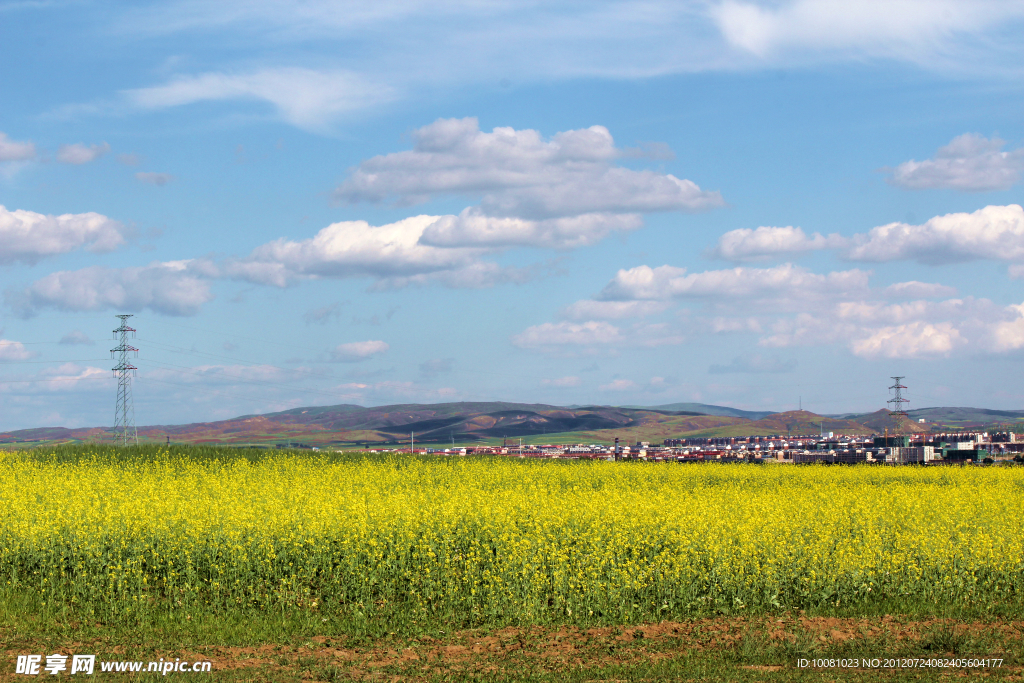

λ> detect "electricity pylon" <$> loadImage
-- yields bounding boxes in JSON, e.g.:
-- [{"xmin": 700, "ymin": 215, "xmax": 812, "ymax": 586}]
[
  {"xmin": 111, "ymin": 314, "xmax": 138, "ymax": 446},
  {"xmin": 887, "ymin": 376, "xmax": 909, "ymax": 440}
]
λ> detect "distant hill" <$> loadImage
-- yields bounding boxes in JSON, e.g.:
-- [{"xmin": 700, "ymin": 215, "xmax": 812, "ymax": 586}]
[
  {"xmin": 4, "ymin": 401, "xmax": 1021, "ymax": 449},
  {"xmin": 832, "ymin": 409, "xmax": 930, "ymax": 434},
  {"xmin": 675, "ymin": 410, "xmax": 874, "ymax": 438},
  {"xmin": 626, "ymin": 402, "xmax": 774, "ymax": 419},
  {"xmin": 1, "ymin": 402, "xmax": 720, "ymax": 448},
  {"xmin": 836, "ymin": 407, "xmax": 1023, "ymax": 432}
]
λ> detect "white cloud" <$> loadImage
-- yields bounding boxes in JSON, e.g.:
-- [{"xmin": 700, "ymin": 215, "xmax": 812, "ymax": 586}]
[
  {"xmin": 118, "ymin": 1, "xmax": 1024, "ymax": 86},
  {"xmin": 57, "ymin": 142, "xmax": 110, "ymax": 165},
  {"xmin": 135, "ymin": 172, "xmax": 173, "ymax": 186},
  {"xmin": 845, "ymin": 204, "xmax": 1024, "ymax": 264},
  {"xmin": 888, "ymin": 134, "xmax": 1024, "ymax": 191},
  {"xmin": 125, "ymin": 68, "xmax": 395, "ymax": 132},
  {"xmin": 26, "ymin": 364, "xmax": 108, "ymax": 391},
  {"xmin": 760, "ymin": 295, "xmax": 1024, "ymax": 358},
  {"xmin": 598, "ymin": 263, "xmax": 869, "ymax": 304},
  {"xmin": 709, "ymin": 354, "xmax": 796, "ymax": 373},
  {"xmin": 419, "ymin": 207, "xmax": 643, "ymax": 249},
  {"xmin": 560, "ymin": 299, "xmax": 671, "ymax": 320},
  {"xmin": 706, "ymin": 205, "xmax": 1024, "ymax": 269},
  {"xmin": 541, "ymin": 375, "xmax": 582, "ymax": 388},
  {"xmin": 8, "ymin": 260, "xmax": 216, "ymax": 317},
  {"xmin": 990, "ymin": 303, "xmax": 1024, "ymax": 352},
  {"xmin": 512, "ymin": 321, "xmax": 624, "ymax": 349},
  {"xmin": 0, "ymin": 132, "xmax": 35, "ymax": 161},
  {"xmin": 227, "ymin": 215, "xmax": 491, "ymax": 287},
  {"xmin": 330, "ymin": 340, "xmax": 389, "ymax": 362},
  {"xmin": 711, "ymin": 0, "xmax": 1022, "ymax": 64},
  {"xmin": 849, "ymin": 322, "xmax": 966, "ymax": 359},
  {"xmin": 709, "ymin": 225, "xmax": 844, "ymax": 261},
  {"xmin": 1011, "ymin": 264, "xmax": 1024, "ymax": 280},
  {"xmin": 0, "ymin": 339, "xmax": 35, "ymax": 362},
  {"xmin": 334, "ymin": 118, "xmax": 722, "ymax": 219},
  {"xmin": 59, "ymin": 331, "xmax": 94, "ymax": 345},
  {"xmin": 0, "ymin": 205, "xmax": 129, "ymax": 265}
]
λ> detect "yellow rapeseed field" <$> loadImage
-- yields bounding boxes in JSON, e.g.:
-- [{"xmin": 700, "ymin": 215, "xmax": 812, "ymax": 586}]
[{"xmin": 1, "ymin": 448, "xmax": 1022, "ymax": 625}]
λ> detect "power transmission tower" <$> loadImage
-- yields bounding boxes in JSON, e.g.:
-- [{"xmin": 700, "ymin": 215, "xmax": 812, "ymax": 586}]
[
  {"xmin": 887, "ymin": 376, "xmax": 909, "ymax": 441},
  {"xmin": 111, "ymin": 314, "xmax": 138, "ymax": 446}
]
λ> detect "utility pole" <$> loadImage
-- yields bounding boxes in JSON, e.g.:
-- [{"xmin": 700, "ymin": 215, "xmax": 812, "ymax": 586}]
[
  {"xmin": 888, "ymin": 376, "xmax": 909, "ymax": 442},
  {"xmin": 111, "ymin": 314, "xmax": 138, "ymax": 446},
  {"xmin": 411, "ymin": 431, "xmax": 414, "ymax": 454}
]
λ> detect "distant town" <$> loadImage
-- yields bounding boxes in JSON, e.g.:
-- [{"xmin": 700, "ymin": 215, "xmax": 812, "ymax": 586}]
[{"xmin": 350, "ymin": 430, "xmax": 1023, "ymax": 465}]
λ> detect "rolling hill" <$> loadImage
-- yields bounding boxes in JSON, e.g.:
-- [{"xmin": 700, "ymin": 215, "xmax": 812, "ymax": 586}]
[
  {"xmin": 3, "ymin": 402, "xmax": 1021, "ymax": 449},
  {"xmin": 836, "ymin": 407, "xmax": 1023, "ymax": 432},
  {"xmin": 1, "ymin": 402, "xmax": 740, "ymax": 448}
]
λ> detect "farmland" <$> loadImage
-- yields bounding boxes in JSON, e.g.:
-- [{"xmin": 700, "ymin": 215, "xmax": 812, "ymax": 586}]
[{"xmin": 2, "ymin": 446, "xmax": 1023, "ymax": 681}]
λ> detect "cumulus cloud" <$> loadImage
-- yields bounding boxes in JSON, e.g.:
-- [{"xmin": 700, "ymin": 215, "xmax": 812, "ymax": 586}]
[
  {"xmin": 709, "ymin": 354, "xmax": 796, "ymax": 373},
  {"xmin": 598, "ymin": 263, "xmax": 869, "ymax": 304},
  {"xmin": 335, "ymin": 118, "xmax": 722, "ymax": 217},
  {"xmin": 709, "ymin": 225, "xmax": 845, "ymax": 261},
  {"xmin": 0, "ymin": 132, "xmax": 35, "ymax": 162},
  {"xmin": 6, "ymin": 363, "xmax": 109, "ymax": 392},
  {"xmin": 7, "ymin": 260, "xmax": 216, "ymax": 317},
  {"xmin": 57, "ymin": 142, "xmax": 110, "ymax": 165},
  {"xmin": 135, "ymin": 172, "xmax": 173, "ymax": 186},
  {"xmin": 329, "ymin": 340, "xmax": 389, "ymax": 362},
  {"xmin": 707, "ymin": 204, "xmax": 1024, "ymax": 269},
  {"xmin": 845, "ymin": 204, "xmax": 1024, "ymax": 264},
  {"xmin": 59, "ymin": 331, "xmax": 94, "ymax": 345},
  {"xmin": 419, "ymin": 207, "xmax": 643, "ymax": 249},
  {"xmin": 541, "ymin": 375, "xmax": 582, "ymax": 388},
  {"xmin": 327, "ymin": 118, "xmax": 720, "ymax": 251},
  {"xmin": 991, "ymin": 303, "xmax": 1024, "ymax": 352},
  {"xmin": 226, "ymin": 214, "xmax": 492, "ymax": 287},
  {"xmin": 761, "ymin": 295, "xmax": 1024, "ymax": 358},
  {"xmin": 849, "ymin": 322, "xmax": 966, "ymax": 359},
  {"xmin": 0, "ymin": 339, "xmax": 36, "ymax": 362},
  {"xmin": 0, "ymin": 205, "xmax": 129, "ymax": 265},
  {"xmin": 125, "ymin": 68, "xmax": 395, "ymax": 132},
  {"xmin": 888, "ymin": 134, "xmax": 1024, "ymax": 191}
]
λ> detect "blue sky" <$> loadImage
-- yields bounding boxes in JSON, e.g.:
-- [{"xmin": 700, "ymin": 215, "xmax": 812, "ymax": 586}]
[{"xmin": 2, "ymin": 0, "xmax": 1024, "ymax": 430}]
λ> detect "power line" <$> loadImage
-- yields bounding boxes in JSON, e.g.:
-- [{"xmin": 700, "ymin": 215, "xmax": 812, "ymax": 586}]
[
  {"xmin": 0, "ymin": 358, "xmax": 112, "ymax": 364},
  {"xmin": 0, "ymin": 377, "xmax": 109, "ymax": 385}
]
